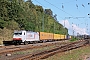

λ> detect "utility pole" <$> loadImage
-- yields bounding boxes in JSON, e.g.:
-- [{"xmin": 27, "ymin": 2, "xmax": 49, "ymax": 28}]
[
  {"xmin": 88, "ymin": 13, "xmax": 90, "ymax": 35},
  {"xmin": 42, "ymin": 11, "xmax": 44, "ymax": 32},
  {"xmin": 54, "ymin": 23, "xmax": 55, "ymax": 33},
  {"xmin": 72, "ymin": 23, "xmax": 74, "ymax": 38},
  {"xmin": 53, "ymin": 14, "xmax": 57, "ymax": 34},
  {"xmin": 64, "ymin": 18, "xmax": 65, "ymax": 39}
]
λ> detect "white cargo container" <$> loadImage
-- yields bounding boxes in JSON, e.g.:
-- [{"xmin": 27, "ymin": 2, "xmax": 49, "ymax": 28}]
[{"xmin": 13, "ymin": 30, "xmax": 39, "ymax": 44}]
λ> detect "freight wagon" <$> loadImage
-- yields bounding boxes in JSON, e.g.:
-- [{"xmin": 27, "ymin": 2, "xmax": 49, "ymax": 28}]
[{"xmin": 13, "ymin": 30, "xmax": 71, "ymax": 44}]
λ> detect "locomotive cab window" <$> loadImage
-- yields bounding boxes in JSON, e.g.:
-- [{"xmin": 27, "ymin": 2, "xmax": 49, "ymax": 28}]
[{"xmin": 14, "ymin": 32, "xmax": 22, "ymax": 35}]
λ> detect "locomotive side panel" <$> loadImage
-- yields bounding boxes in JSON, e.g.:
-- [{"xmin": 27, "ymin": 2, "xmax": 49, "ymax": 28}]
[{"xmin": 26, "ymin": 32, "xmax": 39, "ymax": 41}]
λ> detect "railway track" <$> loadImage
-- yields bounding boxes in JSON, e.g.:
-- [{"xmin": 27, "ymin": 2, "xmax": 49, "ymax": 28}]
[
  {"xmin": 0, "ymin": 40, "xmax": 69, "ymax": 55},
  {"xmin": 12, "ymin": 40, "xmax": 88, "ymax": 60}
]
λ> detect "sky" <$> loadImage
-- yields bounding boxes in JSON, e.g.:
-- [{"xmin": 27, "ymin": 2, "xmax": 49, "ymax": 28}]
[{"xmin": 25, "ymin": 0, "xmax": 90, "ymax": 35}]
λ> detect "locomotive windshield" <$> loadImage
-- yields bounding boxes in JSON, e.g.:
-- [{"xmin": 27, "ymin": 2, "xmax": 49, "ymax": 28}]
[
  {"xmin": 14, "ymin": 32, "xmax": 22, "ymax": 35},
  {"xmin": 14, "ymin": 33, "xmax": 22, "ymax": 35}
]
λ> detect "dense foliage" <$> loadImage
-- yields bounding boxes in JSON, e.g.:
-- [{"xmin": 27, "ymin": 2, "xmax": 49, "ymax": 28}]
[{"xmin": 0, "ymin": 0, "xmax": 68, "ymax": 35}]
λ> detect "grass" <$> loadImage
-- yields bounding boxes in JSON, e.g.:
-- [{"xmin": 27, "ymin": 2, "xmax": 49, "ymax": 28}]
[
  {"xmin": 13, "ymin": 45, "xmax": 57, "ymax": 55},
  {"xmin": 46, "ymin": 45, "xmax": 90, "ymax": 60},
  {"xmin": 69, "ymin": 37, "xmax": 79, "ymax": 42}
]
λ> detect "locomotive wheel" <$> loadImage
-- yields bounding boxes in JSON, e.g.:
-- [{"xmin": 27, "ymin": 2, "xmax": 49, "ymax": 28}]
[{"xmin": 24, "ymin": 41, "xmax": 28, "ymax": 45}]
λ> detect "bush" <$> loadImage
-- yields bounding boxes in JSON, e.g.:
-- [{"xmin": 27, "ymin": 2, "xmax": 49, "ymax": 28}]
[{"xmin": 70, "ymin": 37, "xmax": 78, "ymax": 42}]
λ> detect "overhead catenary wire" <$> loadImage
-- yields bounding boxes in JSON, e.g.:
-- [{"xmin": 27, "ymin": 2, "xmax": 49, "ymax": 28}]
[
  {"xmin": 34, "ymin": 0, "xmax": 47, "ymax": 8},
  {"xmin": 34, "ymin": 0, "xmax": 64, "ymax": 19},
  {"xmin": 75, "ymin": 0, "xmax": 89, "ymax": 34},
  {"xmin": 34, "ymin": 0, "xmax": 89, "ymax": 24},
  {"xmin": 43, "ymin": 0, "xmax": 74, "ymax": 17},
  {"xmin": 34, "ymin": 0, "xmax": 88, "ymax": 20},
  {"xmin": 43, "ymin": 0, "xmax": 88, "ymax": 20}
]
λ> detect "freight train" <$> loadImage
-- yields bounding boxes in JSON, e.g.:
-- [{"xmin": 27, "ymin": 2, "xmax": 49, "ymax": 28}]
[{"xmin": 13, "ymin": 30, "xmax": 71, "ymax": 45}]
